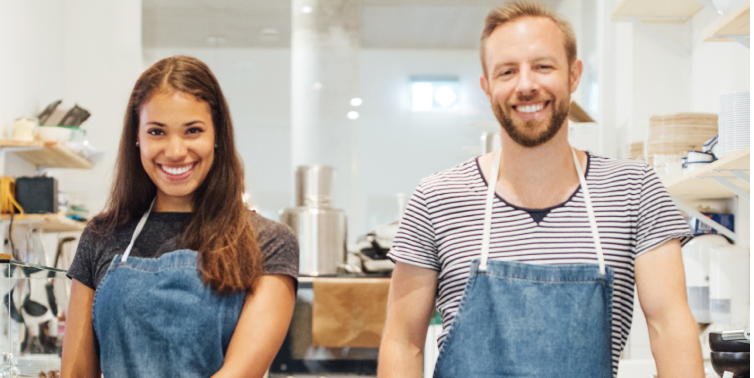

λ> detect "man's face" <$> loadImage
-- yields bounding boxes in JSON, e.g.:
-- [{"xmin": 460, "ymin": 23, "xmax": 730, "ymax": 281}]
[{"xmin": 480, "ymin": 16, "xmax": 582, "ymax": 148}]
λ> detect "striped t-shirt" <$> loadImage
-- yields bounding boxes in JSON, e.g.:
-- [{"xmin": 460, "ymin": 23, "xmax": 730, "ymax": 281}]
[{"xmin": 388, "ymin": 153, "xmax": 692, "ymax": 376}]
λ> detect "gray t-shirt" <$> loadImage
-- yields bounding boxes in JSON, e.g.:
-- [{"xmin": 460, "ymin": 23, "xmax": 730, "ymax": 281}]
[{"xmin": 67, "ymin": 211, "xmax": 299, "ymax": 290}]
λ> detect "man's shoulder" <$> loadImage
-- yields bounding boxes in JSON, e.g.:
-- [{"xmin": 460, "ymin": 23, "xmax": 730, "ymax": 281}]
[
  {"xmin": 587, "ymin": 153, "xmax": 651, "ymax": 182},
  {"xmin": 417, "ymin": 157, "xmax": 481, "ymax": 192}
]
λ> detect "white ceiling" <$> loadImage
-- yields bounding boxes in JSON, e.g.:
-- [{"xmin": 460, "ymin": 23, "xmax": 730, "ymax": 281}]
[{"xmin": 143, "ymin": 0, "xmax": 563, "ymax": 49}]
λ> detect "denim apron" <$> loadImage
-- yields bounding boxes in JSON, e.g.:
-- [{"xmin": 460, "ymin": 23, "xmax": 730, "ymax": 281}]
[
  {"xmin": 433, "ymin": 148, "xmax": 615, "ymax": 378},
  {"xmin": 92, "ymin": 202, "xmax": 246, "ymax": 377}
]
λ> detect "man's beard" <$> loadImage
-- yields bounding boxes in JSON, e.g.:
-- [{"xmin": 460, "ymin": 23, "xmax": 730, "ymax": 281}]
[{"xmin": 493, "ymin": 97, "xmax": 569, "ymax": 148}]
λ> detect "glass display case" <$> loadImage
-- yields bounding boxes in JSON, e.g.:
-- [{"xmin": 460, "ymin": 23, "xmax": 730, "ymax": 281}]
[{"xmin": 0, "ymin": 258, "xmax": 67, "ymax": 378}]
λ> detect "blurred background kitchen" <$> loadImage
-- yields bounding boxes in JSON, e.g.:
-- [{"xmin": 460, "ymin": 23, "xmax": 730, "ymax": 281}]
[{"xmin": 0, "ymin": 0, "xmax": 749, "ymax": 377}]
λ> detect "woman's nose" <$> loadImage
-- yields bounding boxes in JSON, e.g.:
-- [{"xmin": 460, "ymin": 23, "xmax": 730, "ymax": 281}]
[{"xmin": 164, "ymin": 135, "xmax": 187, "ymax": 158}]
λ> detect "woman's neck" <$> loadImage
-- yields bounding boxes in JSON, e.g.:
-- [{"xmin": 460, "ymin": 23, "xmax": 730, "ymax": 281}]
[{"xmin": 153, "ymin": 192, "xmax": 194, "ymax": 212}]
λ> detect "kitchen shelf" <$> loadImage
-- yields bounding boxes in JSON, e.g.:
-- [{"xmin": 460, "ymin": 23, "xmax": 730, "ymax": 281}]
[
  {"xmin": 0, "ymin": 140, "xmax": 93, "ymax": 169},
  {"xmin": 611, "ymin": 0, "xmax": 705, "ymax": 22},
  {"xmin": 0, "ymin": 212, "xmax": 86, "ymax": 233},
  {"xmin": 666, "ymin": 148, "xmax": 750, "ymax": 197},
  {"xmin": 703, "ymin": 2, "xmax": 750, "ymax": 43}
]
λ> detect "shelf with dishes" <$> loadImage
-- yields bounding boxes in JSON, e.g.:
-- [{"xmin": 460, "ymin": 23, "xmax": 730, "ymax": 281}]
[
  {"xmin": 0, "ymin": 140, "xmax": 93, "ymax": 169},
  {"xmin": 666, "ymin": 148, "xmax": 750, "ymax": 198},
  {"xmin": 703, "ymin": 1, "xmax": 750, "ymax": 46},
  {"xmin": 0, "ymin": 212, "xmax": 86, "ymax": 233}
]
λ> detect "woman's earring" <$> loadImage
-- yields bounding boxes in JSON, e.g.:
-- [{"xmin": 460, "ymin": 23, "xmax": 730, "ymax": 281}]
[
  {"xmin": 215, "ymin": 143, "xmax": 218, "ymax": 148},
  {"xmin": 135, "ymin": 141, "xmax": 139, "ymax": 147}
]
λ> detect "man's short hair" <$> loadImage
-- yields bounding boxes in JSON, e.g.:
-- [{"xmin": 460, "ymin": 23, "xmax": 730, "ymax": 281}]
[{"xmin": 479, "ymin": 1, "xmax": 578, "ymax": 77}]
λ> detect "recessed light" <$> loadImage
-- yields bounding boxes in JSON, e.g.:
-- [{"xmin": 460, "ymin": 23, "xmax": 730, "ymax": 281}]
[
  {"xmin": 260, "ymin": 27, "xmax": 279, "ymax": 35},
  {"xmin": 301, "ymin": 6, "xmax": 313, "ymax": 13},
  {"xmin": 313, "ymin": 82, "xmax": 322, "ymax": 90},
  {"xmin": 350, "ymin": 98, "xmax": 362, "ymax": 106},
  {"xmin": 347, "ymin": 111, "xmax": 359, "ymax": 120}
]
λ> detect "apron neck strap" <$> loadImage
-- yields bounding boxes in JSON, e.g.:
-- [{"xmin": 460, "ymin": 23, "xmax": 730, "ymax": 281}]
[
  {"xmin": 121, "ymin": 199, "xmax": 155, "ymax": 262},
  {"xmin": 479, "ymin": 147, "xmax": 605, "ymax": 276}
]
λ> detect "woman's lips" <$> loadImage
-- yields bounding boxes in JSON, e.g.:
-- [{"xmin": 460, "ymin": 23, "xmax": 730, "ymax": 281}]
[{"xmin": 159, "ymin": 163, "xmax": 196, "ymax": 181}]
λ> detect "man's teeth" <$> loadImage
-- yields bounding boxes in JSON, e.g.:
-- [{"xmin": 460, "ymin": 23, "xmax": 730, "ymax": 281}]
[
  {"xmin": 518, "ymin": 104, "xmax": 544, "ymax": 113},
  {"xmin": 163, "ymin": 165, "xmax": 192, "ymax": 175}
]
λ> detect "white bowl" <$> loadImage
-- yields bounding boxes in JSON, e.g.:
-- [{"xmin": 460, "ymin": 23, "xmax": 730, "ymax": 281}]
[{"xmin": 36, "ymin": 126, "xmax": 71, "ymax": 142}]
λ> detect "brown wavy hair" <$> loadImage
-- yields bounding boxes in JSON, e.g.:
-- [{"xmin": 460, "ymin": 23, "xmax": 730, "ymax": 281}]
[{"xmin": 90, "ymin": 55, "xmax": 263, "ymax": 294}]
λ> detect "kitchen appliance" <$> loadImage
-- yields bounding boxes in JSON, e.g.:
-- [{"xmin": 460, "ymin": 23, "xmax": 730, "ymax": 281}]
[
  {"xmin": 682, "ymin": 235, "xmax": 730, "ymax": 323},
  {"xmin": 709, "ymin": 330, "xmax": 750, "ymax": 378},
  {"xmin": 15, "ymin": 177, "xmax": 58, "ymax": 214},
  {"xmin": 280, "ymin": 165, "xmax": 347, "ymax": 276},
  {"xmin": 709, "ymin": 245, "xmax": 750, "ymax": 326}
]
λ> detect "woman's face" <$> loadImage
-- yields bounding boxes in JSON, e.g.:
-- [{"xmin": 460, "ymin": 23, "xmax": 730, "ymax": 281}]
[{"xmin": 138, "ymin": 90, "xmax": 216, "ymax": 211}]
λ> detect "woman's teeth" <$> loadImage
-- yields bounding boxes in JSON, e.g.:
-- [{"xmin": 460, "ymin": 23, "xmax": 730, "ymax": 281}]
[
  {"xmin": 518, "ymin": 103, "xmax": 545, "ymax": 113},
  {"xmin": 162, "ymin": 165, "xmax": 192, "ymax": 175}
]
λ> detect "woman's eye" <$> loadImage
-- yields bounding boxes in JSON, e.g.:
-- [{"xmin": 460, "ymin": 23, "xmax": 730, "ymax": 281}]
[
  {"xmin": 147, "ymin": 129, "xmax": 164, "ymax": 136},
  {"xmin": 187, "ymin": 127, "xmax": 203, "ymax": 134}
]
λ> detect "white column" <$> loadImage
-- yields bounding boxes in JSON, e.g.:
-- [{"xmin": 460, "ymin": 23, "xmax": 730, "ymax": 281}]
[{"xmin": 291, "ymin": 0, "xmax": 360, "ymax": 241}]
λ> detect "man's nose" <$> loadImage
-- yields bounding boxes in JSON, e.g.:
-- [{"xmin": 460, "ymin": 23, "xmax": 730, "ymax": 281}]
[{"xmin": 515, "ymin": 66, "xmax": 538, "ymax": 99}]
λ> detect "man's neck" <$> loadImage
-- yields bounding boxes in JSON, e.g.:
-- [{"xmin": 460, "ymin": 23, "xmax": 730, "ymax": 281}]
[{"xmin": 480, "ymin": 125, "xmax": 587, "ymax": 209}]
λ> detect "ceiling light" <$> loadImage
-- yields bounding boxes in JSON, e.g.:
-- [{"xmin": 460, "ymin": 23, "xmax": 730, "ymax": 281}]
[
  {"xmin": 347, "ymin": 111, "xmax": 359, "ymax": 120},
  {"xmin": 260, "ymin": 27, "xmax": 279, "ymax": 35},
  {"xmin": 350, "ymin": 98, "xmax": 362, "ymax": 106},
  {"xmin": 301, "ymin": 6, "xmax": 313, "ymax": 13},
  {"xmin": 313, "ymin": 82, "xmax": 322, "ymax": 90}
]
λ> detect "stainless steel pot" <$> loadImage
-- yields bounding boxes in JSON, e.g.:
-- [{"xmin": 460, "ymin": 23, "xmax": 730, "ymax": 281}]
[{"xmin": 280, "ymin": 165, "xmax": 347, "ymax": 275}]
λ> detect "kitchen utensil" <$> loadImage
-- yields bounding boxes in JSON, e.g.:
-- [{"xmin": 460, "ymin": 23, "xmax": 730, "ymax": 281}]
[
  {"xmin": 35, "ymin": 126, "xmax": 71, "ymax": 143},
  {"xmin": 280, "ymin": 165, "xmax": 347, "ymax": 275},
  {"xmin": 710, "ymin": 331, "xmax": 751, "ymax": 352},
  {"xmin": 710, "ymin": 352, "xmax": 750, "ymax": 377}
]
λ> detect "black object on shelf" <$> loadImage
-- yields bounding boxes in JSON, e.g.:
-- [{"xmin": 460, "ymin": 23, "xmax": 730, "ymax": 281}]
[
  {"xmin": 711, "ymin": 331, "xmax": 751, "ymax": 353},
  {"xmin": 15, "ymin": 176, "xmax": 58, "ymax": 214}
]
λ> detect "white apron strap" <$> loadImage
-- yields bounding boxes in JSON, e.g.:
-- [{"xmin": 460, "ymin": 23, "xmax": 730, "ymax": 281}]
[
  {"xmin": 479, "ymin": 148, "xmax": 605, "ymax": 276},
  {"xmin": 570, "ymin": 147, "xmax": 606, "ymax": 275},
  {"xmin": 479, "ymin": 149, "xmax": 502, "ymax": 271},
  {"xmin": 121, "ymin": 199, "xmax": 155, "ymax": 262}
]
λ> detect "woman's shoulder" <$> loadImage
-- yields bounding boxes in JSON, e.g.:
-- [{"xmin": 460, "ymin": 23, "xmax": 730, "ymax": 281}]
[{"xmin": 247, "ymin": 211, "xmax": 298, "ymax": 251}]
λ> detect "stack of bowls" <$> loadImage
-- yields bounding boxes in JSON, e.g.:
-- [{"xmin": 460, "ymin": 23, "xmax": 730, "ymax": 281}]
[
  {"xmin": 718, "ymin": 92, "xmax": 750, "ymax": 158},
  {"xmin": 709, "ymin": 331, "xmax": 749, "ymax": 378},
  {"xmin": 646, "ymin": 113, "xmax": 718, "ymax": 166}
]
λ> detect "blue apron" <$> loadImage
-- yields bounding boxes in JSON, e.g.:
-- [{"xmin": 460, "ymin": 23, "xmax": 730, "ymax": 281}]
[
  {"xmin": 92, "ymin": 203, "xmax": 246, "ymax": 377},
  {"xmin": 433, "ymin": 148, "xmax": 615, "ymax": 378}
]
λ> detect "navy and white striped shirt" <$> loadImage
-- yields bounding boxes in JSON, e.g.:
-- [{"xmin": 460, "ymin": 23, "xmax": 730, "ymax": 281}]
[{"xmin": 388, "ymin": 152, "xmax": 692, "ymax": 376}]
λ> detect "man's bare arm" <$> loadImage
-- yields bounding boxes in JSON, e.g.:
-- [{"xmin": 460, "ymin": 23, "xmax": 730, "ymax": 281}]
[
  {"xmin": 378, "ymin": 262, "xmax": 438, "ymax": 378},
  {"xmin": 635, "ymin": 238, "xmax": 704, "ymax": 378}
]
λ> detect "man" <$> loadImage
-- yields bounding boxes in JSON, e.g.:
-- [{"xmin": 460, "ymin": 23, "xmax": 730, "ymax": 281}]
[{"xmin": 378, "ymin": 2, "xmax": 704, "ymax": 378}]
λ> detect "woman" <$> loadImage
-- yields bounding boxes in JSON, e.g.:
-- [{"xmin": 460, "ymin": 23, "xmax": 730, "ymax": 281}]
[{"xmin": 62, "ymin": 56, "xmax": 299, "ymax": 378}]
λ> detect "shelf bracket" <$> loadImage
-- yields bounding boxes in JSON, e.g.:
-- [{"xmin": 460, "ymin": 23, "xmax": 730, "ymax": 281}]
[
  {"xmin": 707, "ymin": 176, "xmax": 750, "ymax": 201},
  {"xmin": 627, "ymin": 17, "xmax": 691, "ymax": 56},
  {"xmin": 728, "ymin": 35, "xmax": 750, "ymax": 48},
  {"xmin": 719, "ymin": 170, "xmax": 751, "ymax": 184},
  {"xmin": 673, "ymin": 199, "xmax": 737, "ymax": 242}
]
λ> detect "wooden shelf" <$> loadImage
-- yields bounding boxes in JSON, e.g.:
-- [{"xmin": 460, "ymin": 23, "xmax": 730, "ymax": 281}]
[
  {"xmin": 665, "ymin": 148, "xmax": 750, "ymax": 197},
  {"xmin": 0, "ymin": 140, "xmax": 93, "ymax": 169},
  {"xmin": 0, "ymin": 212, "xmax": 86, "ymax": 233},
  {"xmin": 704, "ymin": 2, "xmax": 750, "ymax": 42},
  {"xmin": 611, "ymin": 0, "xmax": 705, "ymax": 22}
]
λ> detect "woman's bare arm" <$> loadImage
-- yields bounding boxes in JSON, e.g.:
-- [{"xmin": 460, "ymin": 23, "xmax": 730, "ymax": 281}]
[
  {"xmin": 61, "ymin": 279, "xmax": 101, "ymax": 378},
  {"xmin": 211, "ymin": 274, "xmax": 296, "ymax": 378}
]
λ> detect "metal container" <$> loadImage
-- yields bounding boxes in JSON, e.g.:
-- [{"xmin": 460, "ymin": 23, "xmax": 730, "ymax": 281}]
[{"xmin": 280, "ymin": 165, "xmax": 347, "ymax": 275}]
